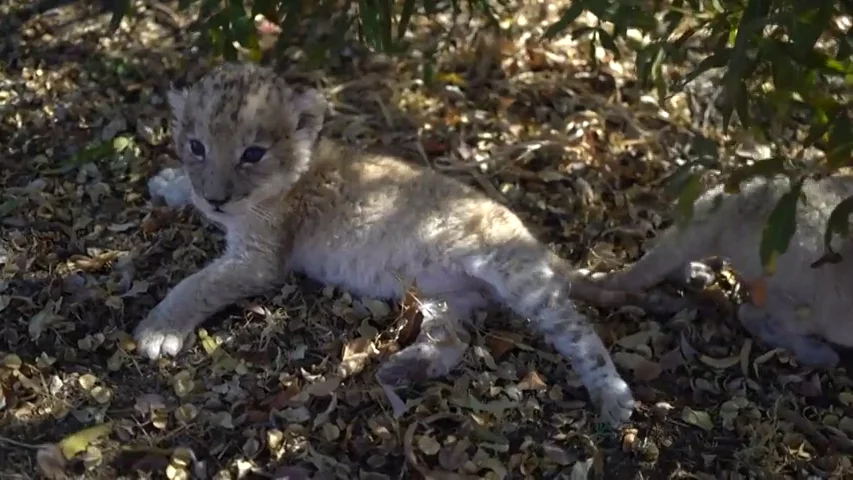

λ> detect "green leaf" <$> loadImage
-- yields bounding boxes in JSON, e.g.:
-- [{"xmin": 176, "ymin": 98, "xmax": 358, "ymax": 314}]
[
  {"xmin": 635, "ymin": 45, "xmax": 656, "ymax": 89},
  {"xmin": 423, "ymin": 0, "xmax": 437, "ymax": 15},
  {"xmin": 377, "ymin": 0, "xmax": 394, "ymax": 52},
  {"xmin": 690, "ymin": 135, "xmax": 721, "ymax": 166},
  {"xmin": 396, "ymin": 0, "xmax": 416, "ymax": 41},
  {"xmin": 67, "ymin": 141, "xmax": 115, "ymax": 165},
  {"xmin": 0, "ymin": 198, "xmax": 19, "ymax": 218},
  {"xmin": 759, "ymin": 177, "xmax": 805, "ymax": 274},
  {"xmin": 200, "ymin": 0, "xmax": 222, "ymax": 19},
  {"xmin": 661, "ymin": 8, "xmax": 685, "ymax": 39},
  {"xmin": 475, "ymin": 0, "xmax": 501, "ymax": 29},
  {"xmin": 676, "ymin": 50, "xmax": 730, "ymax": 91},
  {"xmin": 108, "ymin": 0, "xmax": 131, "ymax": 33},
  {"xmin": 41, "ymin": 140, "xmax": 115, "ymax": 175},
  {"xmin": 276, "ymin": 2, "xmax": 304, "ymax": 54},
  {"xmin": 838, "ymin": 35, "xmax": 853, "ymax": 60},
  {"xmin": 58, "ymin": 422, "xmax": 114, "ymax": 460},
  {"xmin": 768, "ymin": 43, "xmax": 798, "ymax": 93},
  {"xmin": 229, "ymin": 1, "xmax": 261, "ymax": 60},
  {"xmin": 652, "ymin": 43, "xmax": 667, "ymax": 101},
  {"xmin": 674, "ymin": 172, "xmax": 706, "ymax": 228},
  {"xmin": 571, "ymin": 25, "xmax": 594, "ymax": 40},
  {"xmin": 827, "ymin": 114, "xmax": 853, "ymax": 168},
  {"xmin": 250, "ymin": 0, "xmax": 277, "ymax": 20},
  {"xmin": 817, "ymin": 195, "xmax": 853, "ymax": 266},
  {"xmin": 543, "ymin": 2, "xmax": 587, "ymax": 40},
  {"xmin": 719, "ymin": 0, "xmax": 769, "ymax": 133},
  {"xmin": 112, "ymin": 136, "xmax": 132, "ymax": 153},
  {"xmin": 724, "ymin": 157, "xmax": 787, "ymax": 194},
  {"xmin": 422, "ymin": 56, "xmax": 436, "ymax": 85},
  {"xmin": 358, "ymin": 0, "xmax": 382, "ymax": 50},
  {"xmin": 596, "ymin": 28, "xmax": 619, "ymax": 58},
  {"xmin": 789, "ymin": 4, "xmax": 835, "ymax": 61},
  {"xmin": 733, "ymin": 80, "xmax": 750, "ymax": 129},
  {"xmin": 671, "ymin": 25, "xmax": 698, "ymax": 50},
  {"xmin": 803, "ymin": 101, "xmax": 840, "ymax": 147}
]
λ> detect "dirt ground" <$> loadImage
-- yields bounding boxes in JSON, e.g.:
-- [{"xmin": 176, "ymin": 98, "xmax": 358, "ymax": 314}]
[{"xmin": 2, "ymin": 1, "xmax": 853, "ymax": 479}]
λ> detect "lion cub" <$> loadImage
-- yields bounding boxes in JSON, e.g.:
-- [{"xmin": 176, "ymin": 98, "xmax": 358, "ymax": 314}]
[
  {"xmin": 135, "ymin": 62, "xmax": 635, "ymax": 426},
  {"xmin": 595, "ymin": 174, "xmax": 853, "ymax": 368}
]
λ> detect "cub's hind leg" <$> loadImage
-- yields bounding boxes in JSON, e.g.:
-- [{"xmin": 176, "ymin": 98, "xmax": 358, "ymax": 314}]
[
  {"xmin": 595, "ymin": 192, "xmax": 733, "ymax": 293},
  {"xmin": 375, "ymin": 293, "xmax": 483, "ymax": 387},
  {"xmin": 456, "ymin": 238, "xmax": 635, "ymax": 427},
  {"xmin": 738, "ymin": 303, "xmax": 839, "ymax": 368}
]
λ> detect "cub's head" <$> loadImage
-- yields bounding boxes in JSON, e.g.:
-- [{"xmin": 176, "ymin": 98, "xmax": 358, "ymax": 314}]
[{"xmin": 167, "ymin": 62, "xmax": 326, "ymax": 216}]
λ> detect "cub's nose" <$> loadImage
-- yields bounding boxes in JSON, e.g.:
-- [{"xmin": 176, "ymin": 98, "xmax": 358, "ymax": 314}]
[{"xmin": 206, "ymin": 196, "xmax": 230, "ymax": 209}]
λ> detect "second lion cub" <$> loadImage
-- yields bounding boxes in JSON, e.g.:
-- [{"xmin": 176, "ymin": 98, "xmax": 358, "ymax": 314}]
[
  {"xmin": 595, "ymin": 174, "xmax": 853, "ymax": 368},
  {"xmin": 135, "ymin": 62, "xmax": 636, "ymax": 426}
]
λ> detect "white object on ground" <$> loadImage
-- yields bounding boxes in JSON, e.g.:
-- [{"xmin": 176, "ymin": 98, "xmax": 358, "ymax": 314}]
[{"xmin": 148, "ymin": 167, "xmax": 192, "ymax": 208}]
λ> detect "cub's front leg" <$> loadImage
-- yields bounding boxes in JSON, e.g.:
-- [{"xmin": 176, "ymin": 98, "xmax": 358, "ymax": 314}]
[{"xmin": 134, "ymin": 253, "xmax": 281, "ymax": 360}]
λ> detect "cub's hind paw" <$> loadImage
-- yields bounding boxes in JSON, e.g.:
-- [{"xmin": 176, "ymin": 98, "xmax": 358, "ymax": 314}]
[
  {"xmin": 375, "ymin": 340, "xmax": 468, "ymax": 387},
  {"xmin": 640, "ymin": 290, "xmax": 692, "ymax": 316},
  {"xmin": 737, "ymin": 303, "xmax": 840, "ymax": 370},
  {"xmin": 590, "ymin": 376, "xmax": 635, "ymax": 428},
  {"xmin": 791, "ymin": 337, "xmax": 840, "ymax": 369}
]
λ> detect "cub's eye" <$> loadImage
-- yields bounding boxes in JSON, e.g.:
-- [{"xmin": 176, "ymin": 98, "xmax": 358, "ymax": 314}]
[
  {"xmin": 189, "ymin": 140, "xmax": 206, "ymax": 157},
  {"xmin": 240, "ymin": 146, "xmax": 267, "ymax": 164}
]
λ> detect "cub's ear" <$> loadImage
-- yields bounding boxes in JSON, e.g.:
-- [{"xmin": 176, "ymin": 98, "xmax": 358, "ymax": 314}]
[
  {"xmin": 290, "ymin": 87, "xmax": 327, "ymax": 147},
  {"xmin": 167, "ymin": 84, "xmax": 188, "ymax": 122}
]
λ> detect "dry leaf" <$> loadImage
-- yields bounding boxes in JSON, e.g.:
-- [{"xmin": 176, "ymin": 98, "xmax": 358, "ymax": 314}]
[
  {"xmin": 29, "ymin": 300, "xmax": 63, "ymax": 340},
  {"xmin": 36, "ymin": 444, "xmax": 68, "ymax": 480},
  {"xmin": 749, "ymin": 277, "xmax": 768, "ymax": 307},
  {"xmin": 395, "ymin": 283, "xmax": 424, "ymax": 346},
  {"xmin": 680, "ymin": 407, "xmax": 714, "ymax": 432},
  {"xmin": 517, "ymin": 370, "xmax": 547, "ymax": 391},
  {"xmin": 272, "ymin": 466, "xmax": 311, "ymax": 480},
  {"xmin": 417, "ymin": 435, "xmax": 441, "ymax": 456},
  {"xmin": 612, "ymin": 352, "xmax": 663, "ymax": 381},
  {"xmin": 698, "ymin": 354, "xmax": 741, "ymax": 370},
  {"xmin": 421, "ymin": 138, "xmax": 447, "ymax": 155},
  {"xmin": 379, "ymin": 381, "xmax": 409, "ymax": 418},
  {"xmin": 338, "ymin": 337, "xmax": 375, "ymax": 377},
  {"xmin": 305, "ymin": 375, "xmax": 342, "ymax": 397},
  {"xmin": 121, "ymin": 280, "xmax": 149, "ymax": 298},
  {"xmin": 262, "ymin": 383, "xmax": 302, "ymax": 410},
  {"xmin": 486, "ymin": 330, "xmax": 524, "ymax": 358}
]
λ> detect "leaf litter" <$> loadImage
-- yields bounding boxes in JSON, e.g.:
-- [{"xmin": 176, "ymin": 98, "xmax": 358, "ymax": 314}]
[{"xmin": 1, "ymin": 0, "xmax": 853, "ymax": 478}]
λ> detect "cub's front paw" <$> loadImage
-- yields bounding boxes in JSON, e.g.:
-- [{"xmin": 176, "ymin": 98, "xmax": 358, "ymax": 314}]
[
  {"xmin": 590, "ymin": 376, "xmax": 635, "ymax": 428},
  {"xmin": 133, "ymin": 309, "xmax": 194, "ymax": 360},
  {"xmin": 147, "ymin": 168, "xmax": 192, "ymax": 209}
]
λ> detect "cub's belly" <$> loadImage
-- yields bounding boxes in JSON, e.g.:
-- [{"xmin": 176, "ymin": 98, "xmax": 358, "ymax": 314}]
[{"xmin": 288, "ymin": 243, "xmax": 481, "ymax": 302}]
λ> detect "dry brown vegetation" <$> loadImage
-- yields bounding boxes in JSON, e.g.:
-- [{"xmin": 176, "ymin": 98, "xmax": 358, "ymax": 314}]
[{"xmin": 1, "ymin": 1, "xmax": 853, "ymax": 479}]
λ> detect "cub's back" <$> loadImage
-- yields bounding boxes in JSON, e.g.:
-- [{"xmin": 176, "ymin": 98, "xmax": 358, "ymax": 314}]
[{"xmin": 286, "ymin": 140, "xmax": 529, "ymax": 298}]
